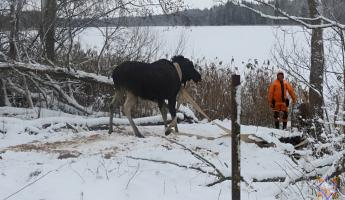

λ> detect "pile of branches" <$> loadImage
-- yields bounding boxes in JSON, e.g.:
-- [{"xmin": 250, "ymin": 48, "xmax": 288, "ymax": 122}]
[{"xmin": 0, "ymin": 62, "xmax": 114, "ymax": 115}]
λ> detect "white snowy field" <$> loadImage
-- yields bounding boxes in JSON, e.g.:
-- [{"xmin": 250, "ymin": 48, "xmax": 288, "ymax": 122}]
[
  {"xmin": 78, "ymin": 26, "xmax": 310, "ymax": 65},
  {"xmin": 0, "ymin": 107, "xmax": 323, "ymax": 200}
]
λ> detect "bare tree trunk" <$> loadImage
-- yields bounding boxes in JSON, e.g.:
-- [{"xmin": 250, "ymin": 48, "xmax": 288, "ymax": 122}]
[
  {"xmin": 343, "ymin": 39, "xmax": 345, "ymax": 135},
  {"xmin": 97, "ymin": 27, "xmax": 109, "ymax": 75},
  {"xmin": 8, "ymin": 0, "xmax": 24, "ymax": 61},
  {"xmin": 331, "ymin": 27, "xmax": 345, "ymax": 135},
  {"xmin": 308, "ymin": 0, "xmax": 325, "ymax": 137},
  {"xmin": 8, "ymin": 0, "xmax": 17, "ymax": 60},
  {"xmin": 66, "ymin": 23, "xmax": 73, "ymax": 71},
  {"xmin": 340, "ymin": 29, "xmax": 345, "ymax": 134},
  {"xmin": 41, "ymin": 0, "xmax": 57, "ymax": 62},
  {"xmin": 23, "ymin": 76, "xmax": 33, "ymax": 108},
  {"xmin": 334, "ymin": 95, "xmax": 340, "ymax": 125}
]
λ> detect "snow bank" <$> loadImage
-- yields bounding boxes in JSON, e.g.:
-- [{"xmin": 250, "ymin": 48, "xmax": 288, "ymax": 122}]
[{"xmin": 0, "ymin": 107, "xmax": 325, "ymax": 200}]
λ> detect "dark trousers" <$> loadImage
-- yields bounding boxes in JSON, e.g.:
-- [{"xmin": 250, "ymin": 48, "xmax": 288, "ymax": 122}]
[{"xmin": 274, "ymin": 111, "xmax": 288, "ymax": 129}]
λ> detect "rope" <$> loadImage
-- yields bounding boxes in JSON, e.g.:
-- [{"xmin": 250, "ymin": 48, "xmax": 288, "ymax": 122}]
[
  {"xmin": 173, "ymin": 62, "xmax": 182, "ymax": 81},
  {"xmin": 179, "ymin": 88, "xmax": 231, "ymax": 134},
  {"xmin": 172, "ymin": 62, "xmax": 231, "ymax": 135}
]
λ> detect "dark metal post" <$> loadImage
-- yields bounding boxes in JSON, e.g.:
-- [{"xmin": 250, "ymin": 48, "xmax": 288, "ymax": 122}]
[{"xmin": 231, "ymin": 75, "xmax": 241, "ymax": 200}]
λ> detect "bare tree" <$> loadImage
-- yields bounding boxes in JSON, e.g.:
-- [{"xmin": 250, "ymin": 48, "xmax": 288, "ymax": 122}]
[
  {"xmin": 0, "ymin": 0, "xmax": 185, "ymax": 113},
  {"xmin": 41, "ymin": 0, "xmax": 57, "ymax": 63},
  {"xmin": 8, "ymin": 0, "xmax": 24, "ymax": 60},
  {"xmin": 8, "ymin": 0, "xmax": 17, "ymax": 60},
  {"xmin": 308, "ymin": 0, "xmax": 324, "ymax": 123}
]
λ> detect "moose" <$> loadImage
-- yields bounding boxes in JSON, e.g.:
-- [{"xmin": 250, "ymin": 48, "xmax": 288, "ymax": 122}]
[{"xmin": 109, "ymin": 55, "xmax": 202, "ymax": 138}]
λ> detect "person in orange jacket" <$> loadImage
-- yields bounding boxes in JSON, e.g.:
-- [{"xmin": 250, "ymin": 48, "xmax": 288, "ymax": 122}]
[{"xmin": 268, "ymin": 71, "xmax": 297, "ymax": 129}]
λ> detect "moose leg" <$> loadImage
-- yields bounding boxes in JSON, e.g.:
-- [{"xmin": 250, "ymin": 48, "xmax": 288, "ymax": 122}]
[
  {"xmin": 158, "ymin": 100, "xmax": 168, "ymax": 127},
  {"xmin": 109, "ymin": 93, "xmax": 117, "ymax": 134},
  {"xmin": 165, "ymin": 98, "xmax": 178, "ymax": 135},
  {"xmin": 124, "ymin": 91, "xmax": 144, "ymax": 138},
  {"xmin": 176, "ymin": 89, "xmax": 184, "ymax": 111},
  {"xmin": 109, "ymin": 90, "xmax": 124, "ymax": 134}
]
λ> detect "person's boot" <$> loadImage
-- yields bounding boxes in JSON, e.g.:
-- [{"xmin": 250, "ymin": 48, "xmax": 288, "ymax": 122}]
[
  {"xmin": 283, "ymin": 122, "xmax": 287, "ymax": 130},
  {"xmin": 275, "ymin": 121, "xmax": 280, "ymax": 129}
]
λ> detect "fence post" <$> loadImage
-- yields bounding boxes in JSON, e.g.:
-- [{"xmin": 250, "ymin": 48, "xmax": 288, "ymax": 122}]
[{"xmin": 231, "ymin": 74, "xmax": 241, "ymax": 199}]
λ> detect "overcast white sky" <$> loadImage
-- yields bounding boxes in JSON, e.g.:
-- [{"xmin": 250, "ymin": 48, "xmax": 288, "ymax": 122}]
[
  {"xmin": 183, "ymin": 0, "xmax": 218, "ymax": 9},
  {"xmin": 183, "ymin": 0, "xmax": 259, "ymax": 9}
]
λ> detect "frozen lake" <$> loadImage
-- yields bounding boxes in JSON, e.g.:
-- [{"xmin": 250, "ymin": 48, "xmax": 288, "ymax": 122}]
[
  {"xmin": 78, "ymin": 26, "xmax": 310, "ymax": 65},
  {"xmin": 78, "ymin": 25, "xmax": 343, "ymax": 99}
]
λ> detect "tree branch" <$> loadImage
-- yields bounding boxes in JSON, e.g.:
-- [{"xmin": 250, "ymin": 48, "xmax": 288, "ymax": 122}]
[
  {"xmin": 161, "ymin": 136, "xmax": 226, "ymax": 179},
  {"xmin": 127, "ymin": 156, "xmax": 218, "ymax": 177}
]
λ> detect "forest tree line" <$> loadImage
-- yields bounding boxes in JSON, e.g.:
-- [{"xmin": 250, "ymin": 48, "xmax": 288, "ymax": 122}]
[{"xmin": 0, "ymin": 0, "xmax": 322, "ymax": 29}]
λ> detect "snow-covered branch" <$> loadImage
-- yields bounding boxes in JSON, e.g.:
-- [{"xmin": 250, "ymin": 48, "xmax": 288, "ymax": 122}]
[
  {"xmin": 230, "ymin": 0, "xmax": 345, "ymax": 29},
  {"xmin": 36, "ymin": 73, "xmax": 91, "ymax": 114},
  {"xmin": 127, "ymin": 156, "xmax": 219, "ymax": 177},
  {"xmin": 0, "ymin": 62, "xmax": 114, "ymax": 87}
]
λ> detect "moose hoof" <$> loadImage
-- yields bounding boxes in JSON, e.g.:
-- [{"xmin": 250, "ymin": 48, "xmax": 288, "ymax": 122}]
[
  {"xmin": 165, "ymin": 127, "xmax": 175, "ymax": 136},
  {"xmin": 135, "ymin": 132, "xmax": 145, "ymax": 138},
  {"xmin": 108, "ymin": 129, "xmax": 113, "ymax": 135},
  {"xmin": 174, "ymin": 127, "xmax": 179, "ymax": 133}
]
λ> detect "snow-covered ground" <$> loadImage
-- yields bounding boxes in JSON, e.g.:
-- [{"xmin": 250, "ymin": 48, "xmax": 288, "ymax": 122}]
[{"xmin": 0, "ymin": 107, "xmax": 319, "ymax": 200}]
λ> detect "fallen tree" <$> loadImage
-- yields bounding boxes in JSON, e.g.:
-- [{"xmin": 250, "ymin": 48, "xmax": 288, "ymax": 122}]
[
  {"xmin": 0, "ymin": 62, "xmax": 123, "ymax": 119},
  {"xmin": 0, "ymin": 62, "xmax": 113, "ymax": 86}
]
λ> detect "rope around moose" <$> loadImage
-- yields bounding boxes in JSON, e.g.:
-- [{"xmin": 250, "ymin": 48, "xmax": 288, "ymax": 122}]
[
  {"xmin": 169, "ymin": 62, "xmax": 231, "ymax": 137},
  {"xmin": 176, "ymin": 87, "xmax": 231, "ymax": 135}
]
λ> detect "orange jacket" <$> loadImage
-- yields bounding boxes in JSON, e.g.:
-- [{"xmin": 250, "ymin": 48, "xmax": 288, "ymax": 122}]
[{"xmin": 268, "ymin": 79, "xmax": 297, "ymax": 112}]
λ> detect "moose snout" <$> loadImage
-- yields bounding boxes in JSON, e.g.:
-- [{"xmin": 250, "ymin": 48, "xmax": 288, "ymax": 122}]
[{"xmin": 193, "ymin": 72, "xmax": 202, "ymax": 83}]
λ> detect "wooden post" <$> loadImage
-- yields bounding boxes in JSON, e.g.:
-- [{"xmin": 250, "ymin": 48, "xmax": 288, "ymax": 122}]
[
  {"xmin": 0, "ymin": 79, "xmax": 6, "ymax": 107},
  {"xmin": 231, "ymin": 74, "xmax": 241, "ymax": 199}
]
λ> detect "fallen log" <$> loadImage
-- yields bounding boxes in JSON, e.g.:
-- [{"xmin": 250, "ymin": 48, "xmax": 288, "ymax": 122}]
[{"xmin": 0, "ymin": 113, "xmax": 186, "ymax": 135}]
